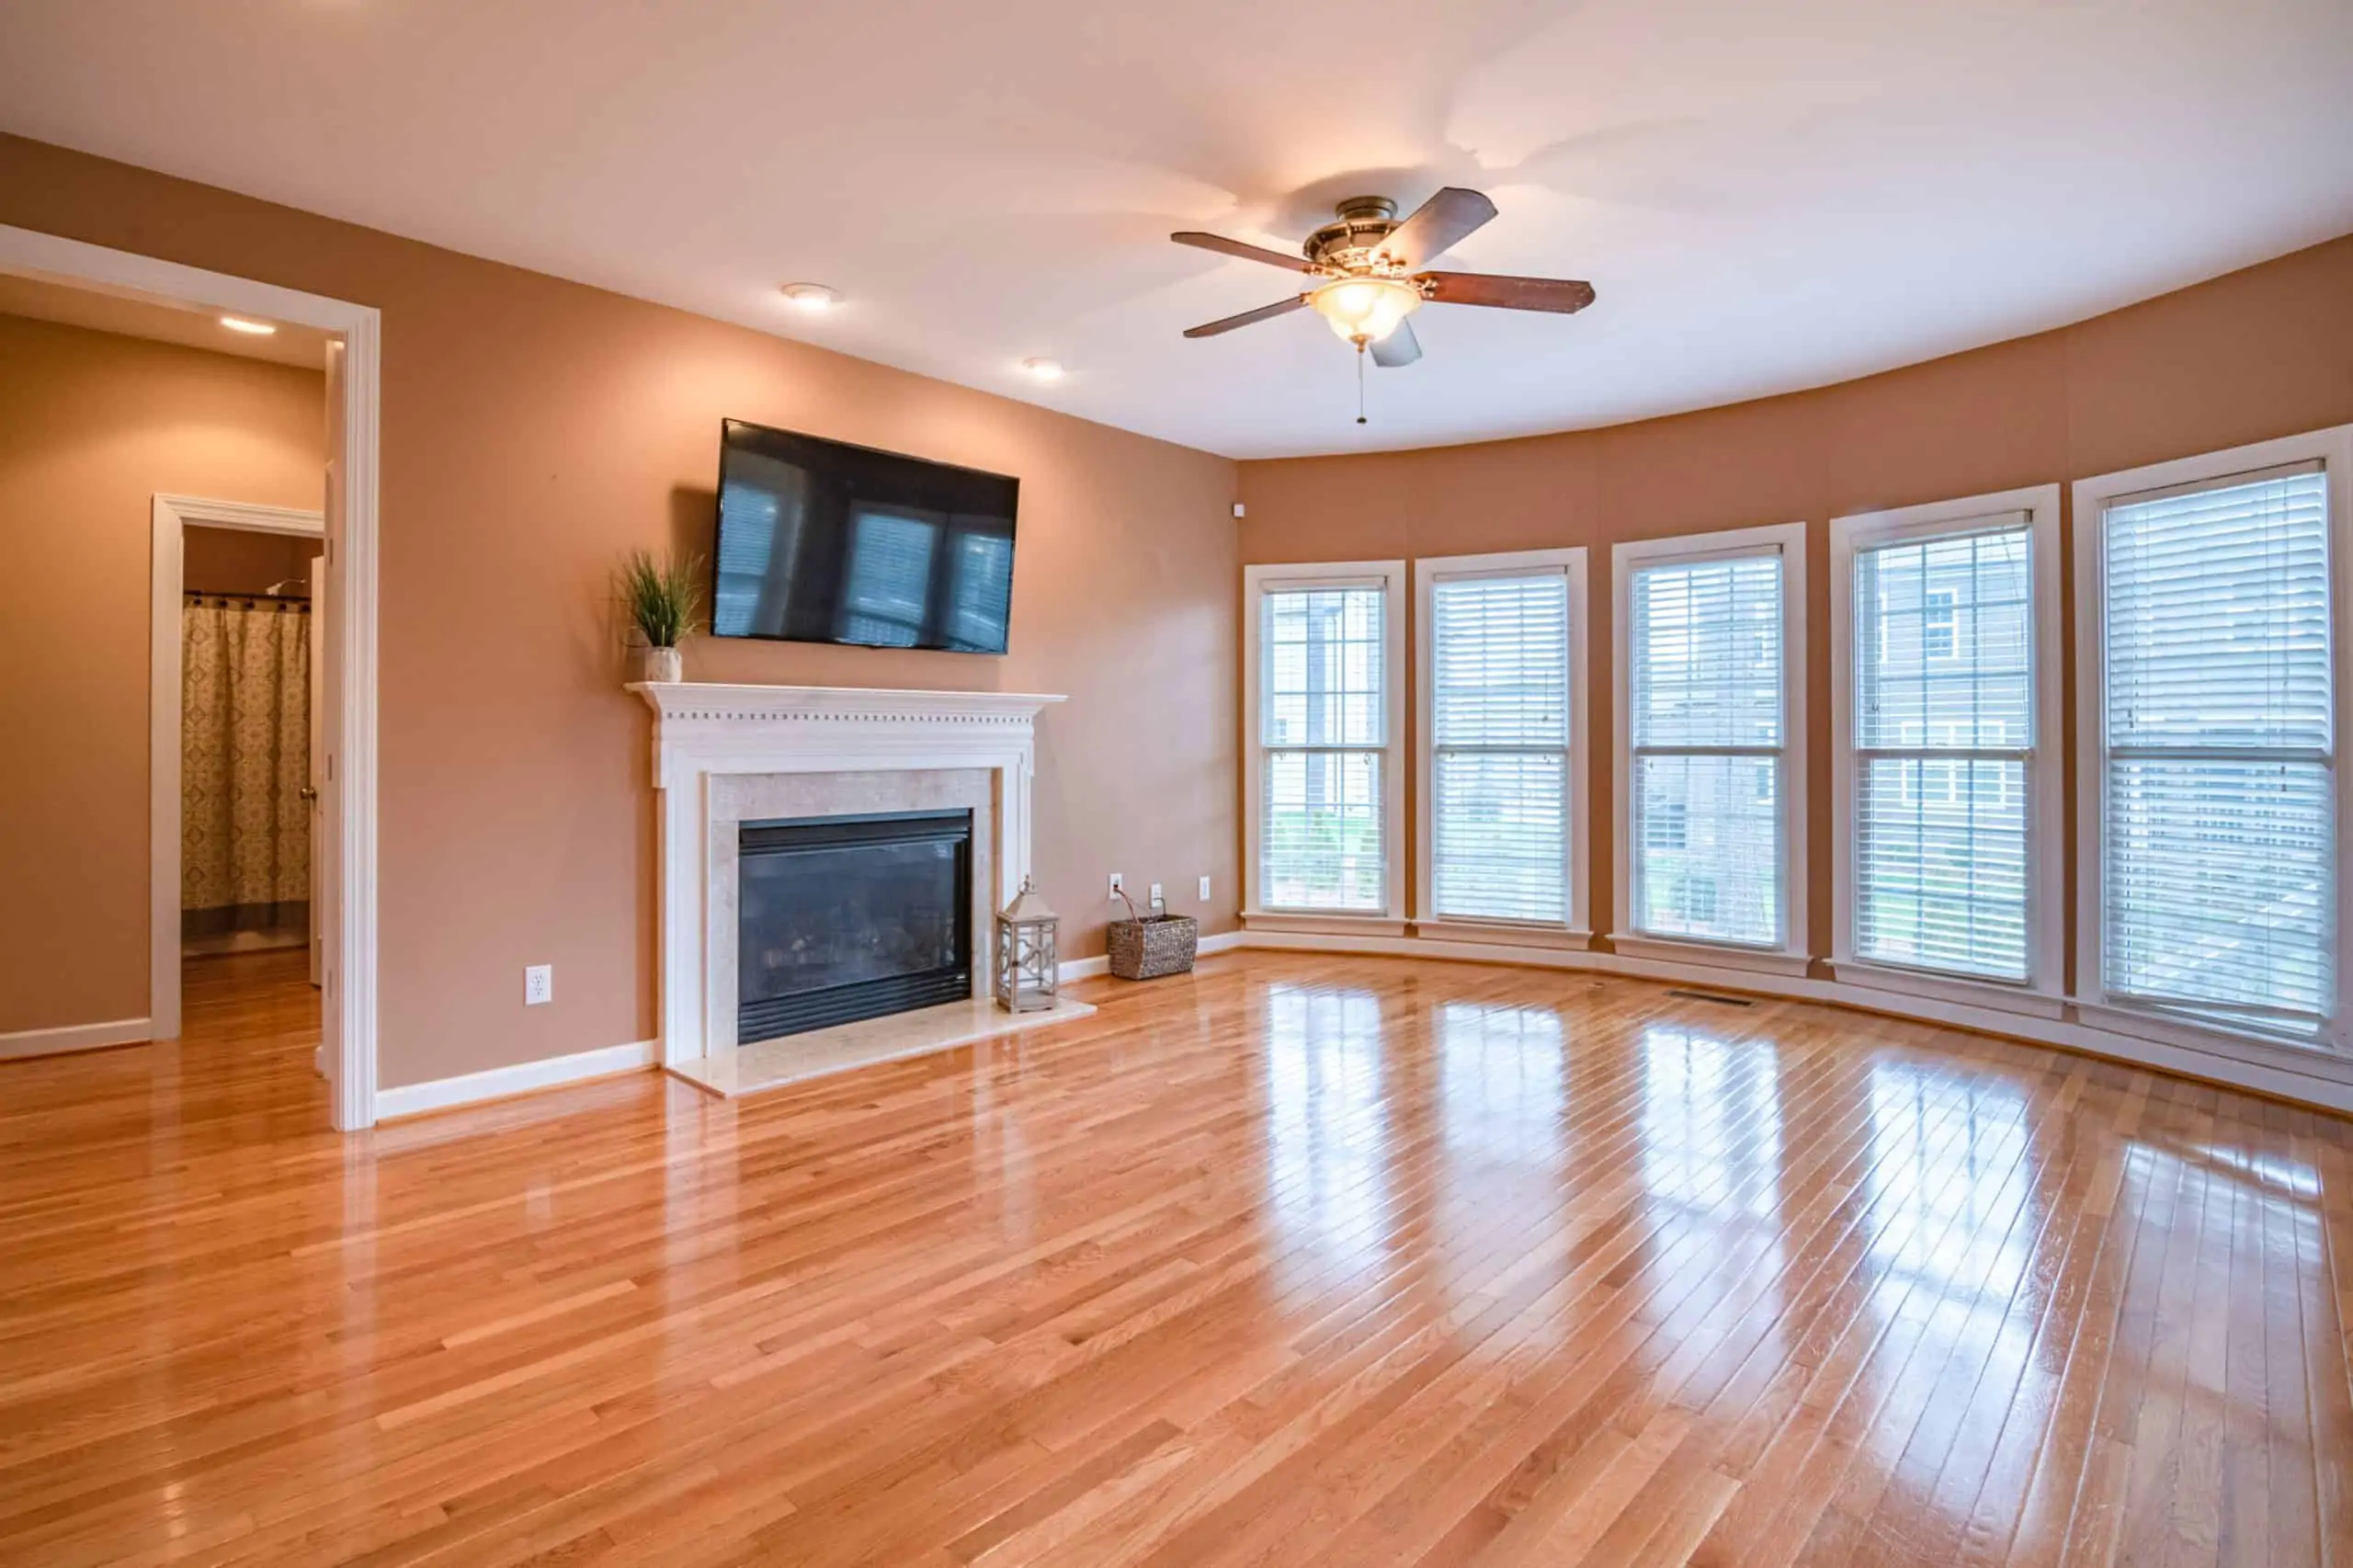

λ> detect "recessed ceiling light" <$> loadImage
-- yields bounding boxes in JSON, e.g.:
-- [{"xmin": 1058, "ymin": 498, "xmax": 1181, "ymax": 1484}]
[
  {"xmin": 219, "ymin": 316, "xmax": 278, "ymax": 336},
  {"xmin": 1021, "ymin": 358, "xmax": 1065, "ymax": 382},
  {"xmin": 779, "ymin": 282, "xmax": 839, "ymax": 313}
]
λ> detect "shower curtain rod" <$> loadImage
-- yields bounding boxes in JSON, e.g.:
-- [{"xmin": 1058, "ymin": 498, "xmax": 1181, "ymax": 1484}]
[{"xmin": 183, "ymin": 589, "xmax": 310, "ymax": 605}]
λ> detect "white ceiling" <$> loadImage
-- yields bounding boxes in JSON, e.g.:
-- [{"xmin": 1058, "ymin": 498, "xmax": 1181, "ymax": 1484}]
[{"xmin": 3, "ymin": 0, "xmax": 2347, "ymax": 459}]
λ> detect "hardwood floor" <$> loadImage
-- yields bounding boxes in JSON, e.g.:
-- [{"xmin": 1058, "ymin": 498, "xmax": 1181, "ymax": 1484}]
[{"xmin": 4, "ymin": 948, "xmax": 2351, "ymax": 1565}]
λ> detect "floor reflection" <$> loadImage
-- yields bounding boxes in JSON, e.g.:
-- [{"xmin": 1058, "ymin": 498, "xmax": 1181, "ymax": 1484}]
[
  {"xmin": 1639, "ymin": 1021, "xmax": 1784, "ymax": 1221},
  {"xmin": 1437, "ymin": 1000, "xmax": 1566, "ymax": 1167},
  {"xmin": 1263, "ymin": 984, "xmax": 1392, "ymax": 1290},
  {"xmin": 1857, "ymin": 1061, "xmax": 2045, "ymax": 1482},
  {"xmin": 1429, "ymin": 999, "xmax": 1573, "ymax": 1321}
]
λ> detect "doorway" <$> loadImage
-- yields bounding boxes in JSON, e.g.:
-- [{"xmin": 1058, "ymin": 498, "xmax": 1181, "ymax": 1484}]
[
  {"xmin": 164, "ymin": 506, "xmax": 326, "ymax": 978},
  {"xmin": 0, "ymin": 223, "xmax": 381, "ymax": 1130}
]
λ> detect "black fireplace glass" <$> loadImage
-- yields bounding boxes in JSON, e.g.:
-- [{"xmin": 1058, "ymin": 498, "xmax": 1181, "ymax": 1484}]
[{"xmin": 736, "ymin": 810, "xmax": 973, "ymax": 1043}]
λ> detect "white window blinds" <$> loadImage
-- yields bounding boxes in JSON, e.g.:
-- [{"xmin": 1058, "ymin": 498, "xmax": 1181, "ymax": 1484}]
[
  {"xmin": 1853, "ymin": 523, "xmax": 2034, "ymax": 981},
  {"xmin": 1260, "ymin": 583, "xmax": 1389, "ymax": 911},
  {"xmin": 1430, "ymin": 570, "xmax": 1571, "ymax": 923},
  {"xmin": 1630, "ymin": 552, "xmax": 1786, "ymax": 945},
  {"xmin": 2100, "ymin": 463, "xmax": 2335, "ymax": 1034}
]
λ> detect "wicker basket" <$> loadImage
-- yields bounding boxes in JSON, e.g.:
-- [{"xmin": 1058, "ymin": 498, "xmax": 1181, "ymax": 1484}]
[{"xmin": 1108, "ymin": 914, "xmax": 1199, "ymax": 981}]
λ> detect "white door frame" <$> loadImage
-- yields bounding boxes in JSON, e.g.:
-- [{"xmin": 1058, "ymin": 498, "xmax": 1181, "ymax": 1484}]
[
  {"xmin": 153, "ymin": 494, "xmax": 325, "ymax": 1030},
  {"xmin": 0, "ymin": 223, "xmax": 382, "ymax": 1131}
]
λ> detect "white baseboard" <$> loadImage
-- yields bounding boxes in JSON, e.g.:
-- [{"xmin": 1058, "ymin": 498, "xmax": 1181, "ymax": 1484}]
[
  {"xmin": 0, "ymin": 1017, "xmax": 154, "ymax": 1061},
  {"xmin": 1230, "ymin": 929, "xmax": 2353, "ymax": 1116},
  {"xmin": 1056, "ymin": 928, "xmax": 1249, "ymax": 984},
  {"xmin": 375, "ymin": 1039, "xmax": 656, "ymax": 1119}
]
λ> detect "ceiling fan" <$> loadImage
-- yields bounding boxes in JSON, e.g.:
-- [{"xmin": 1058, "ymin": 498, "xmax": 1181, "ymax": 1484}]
[{"xmin": 1171, "ymin": 187, "xmax": 1595, "ymax": 370}]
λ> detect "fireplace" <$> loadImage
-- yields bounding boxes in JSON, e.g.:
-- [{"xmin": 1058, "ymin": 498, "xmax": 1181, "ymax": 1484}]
[
  {"xmin": 634, "ymin": 683, "xmax": 1063, "ymax": 1072},
  {"xmin": 736, "ymin": 809, "xmax": 974, "ymax": 1043}
]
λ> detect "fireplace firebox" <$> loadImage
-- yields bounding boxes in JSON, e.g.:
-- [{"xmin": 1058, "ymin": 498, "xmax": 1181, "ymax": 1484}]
[{"xmin": 736, "ymin": 809, "xmax": 973, "ymax": 1044}]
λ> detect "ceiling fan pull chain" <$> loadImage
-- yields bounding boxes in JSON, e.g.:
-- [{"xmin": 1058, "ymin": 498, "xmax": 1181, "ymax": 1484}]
[{"xmin": 1356, "ymin": 340, "xmax": 1368, "ymax": 425}]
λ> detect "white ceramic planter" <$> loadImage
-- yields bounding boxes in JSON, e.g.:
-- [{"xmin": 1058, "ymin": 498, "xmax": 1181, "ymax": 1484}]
[{"xmin": 640, "ymin": 644, "xmax": 683, "ymax": 684}]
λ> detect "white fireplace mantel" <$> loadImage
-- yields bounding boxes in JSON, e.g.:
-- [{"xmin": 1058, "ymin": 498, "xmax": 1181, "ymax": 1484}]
[{"xmin": 631, "ymin": 682, "xmax": 1066, "ymax": 1070}]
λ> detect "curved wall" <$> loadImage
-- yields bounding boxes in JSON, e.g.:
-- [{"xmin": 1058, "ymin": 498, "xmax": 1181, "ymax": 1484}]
[{"xmin": 1236, "ymin": 232, "xmax": 2353, "ymax": 1103}]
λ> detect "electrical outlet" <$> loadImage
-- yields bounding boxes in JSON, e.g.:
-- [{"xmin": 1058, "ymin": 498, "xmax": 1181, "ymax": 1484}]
[
  {"xmin": 524, "ymin": 964, "xmax": 553, "ymax": 1006},
  {"xmin": 1199, "ymin": 875, "xmax": 1213, "ymax": 902},
  {"xmin": 1148, "ymin": 882, "xmax": 1164, "ymax": 911},
  {"xmin": 1108, "ymin": 872, "xmax": 1124, "ymax": 900}
]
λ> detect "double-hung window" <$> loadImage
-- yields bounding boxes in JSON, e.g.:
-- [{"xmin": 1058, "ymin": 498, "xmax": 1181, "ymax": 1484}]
[
  {"xmin": 2076, "ymin": 430, "xmax": 2352, "ymax": 1048},
  {"xmin": 1415, "ymin": 550, "xmax": 1589, "ymax": 934},
  {"xmin": 1244, "ymin": 562, "xmax": 1406, "ymax": 922},
  {"xmin": 1833, "ymin": 487, "xmax": 2062, "ymax": 1002},
  {"xmin": 1614, "ymin": 524, "xmax": 1807, "ymax": 965}
]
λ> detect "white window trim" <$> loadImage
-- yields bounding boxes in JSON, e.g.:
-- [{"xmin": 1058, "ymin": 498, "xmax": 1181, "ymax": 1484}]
[
  {"xmin": 1242, "ymin": 559, "xmax": 1409, "ymax": 928},
  {"xmin": 1412, "ymin": 548, "xmax": 1593, "ymax": 943},
  {"xmin": 2073, "ymin": 425, "xmax": 2353, "ymax": 1056},
  {"xmin": 1828, "ymin": 484, "xmax": 2063, "ymax": 1015},
  {"xmin": 1610, "ymin": 521, "xmax": 1810, "ymax": 972}
]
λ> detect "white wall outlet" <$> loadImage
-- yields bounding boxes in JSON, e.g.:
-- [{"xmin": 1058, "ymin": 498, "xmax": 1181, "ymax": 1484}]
[
  {"xmin": 1199, "ymin": 875, "xmax": 1213, "ymax": 902},
  {"xmin": 524, "ymin": 964, "xmax": 553, "ymax": 1006},
  {"xmin": 1108, "ymin": 872, "xmax": 1124, "ymax": 899},
  {"xmin": 1148, "ymin": 882, "xmax": 1164, "ymax": 911}
]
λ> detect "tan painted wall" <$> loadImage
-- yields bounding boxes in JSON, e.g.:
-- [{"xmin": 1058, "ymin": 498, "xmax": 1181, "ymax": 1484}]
[
  {"xmin": 0, "ymin": 312, "xmax": 324, "ymax": 1034},
  {"xmin": 1237, "ymin": 233, "xmax": 2353, "ymax": 974},
  {"xmin": 0, "ymin": 135, "xmax": 1241, "ymax": 1085},
  {"xmin": 184, "ymin": 525, "xmax": 322, "ymax": 596}
]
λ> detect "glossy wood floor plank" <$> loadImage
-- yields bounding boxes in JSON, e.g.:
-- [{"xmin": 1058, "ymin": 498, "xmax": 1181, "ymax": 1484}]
[{"xmin": 4, "ymin": 949, "xmax": 2352, "ymax": 1565}]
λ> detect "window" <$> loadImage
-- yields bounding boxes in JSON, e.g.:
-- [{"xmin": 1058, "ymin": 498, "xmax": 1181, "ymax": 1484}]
[
  {"xmin": 1680, "ymin": 877, "xmax": 1719, "ymax": 924},
  {"xmin": 2077, "ymin": 430, "xmax": 2351, "ymax": 1048},
  {"xmin": 1415, "ymin": 550, "xmax": 1589, "ymax": 932},
  {"xmin": 1834, "ymin": 487, "xmax": 2061, "ymax": 999},
  {"xmin": 1245, "ymin": 562, "xmax": 1405, "ymax": 921},
  {"xmin": 1923, "ymin": 588, "xmax": 1959, "ymax": 660},
  {"xmin": 1613, "ymin": 524, "xmax": 1807, "ymax": 963}
]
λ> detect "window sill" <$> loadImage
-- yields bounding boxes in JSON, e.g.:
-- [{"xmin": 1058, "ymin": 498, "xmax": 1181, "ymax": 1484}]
[
  {"xmin": 1243, "ymin": 911, "xmax": 1409, "ymax": 937},
  {"xmin": 1608, "ymin": 934, "xmax": 1815, "ymax": 978},
  {"xmin": 1412, "ymin": 919, "xmax": 1594, "ymax": 951},
  {"xmin": 1828, "ymin": 960, "xmax": 2064, "ymax": 1020},
  {"xmin": 2075, "ymin": 999, "xmax": 2338, "ymax": 1063}
]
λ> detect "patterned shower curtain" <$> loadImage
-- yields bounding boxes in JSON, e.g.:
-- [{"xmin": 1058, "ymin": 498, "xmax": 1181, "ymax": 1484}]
[{"xmin": 182, "ymin": 598, "xmax": 311, "ymax": 942}]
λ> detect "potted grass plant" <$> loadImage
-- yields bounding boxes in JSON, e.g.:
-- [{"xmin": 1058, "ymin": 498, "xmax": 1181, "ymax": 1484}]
[{"xmin": 617, "ymin": 548, "xmax": 705, "ymax": 684}]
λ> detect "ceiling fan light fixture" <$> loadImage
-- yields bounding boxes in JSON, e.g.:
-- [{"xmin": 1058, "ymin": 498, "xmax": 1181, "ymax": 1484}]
[{"xmin": 1309, "ymin": 276, "xmax": 1421, "ymax": 345}]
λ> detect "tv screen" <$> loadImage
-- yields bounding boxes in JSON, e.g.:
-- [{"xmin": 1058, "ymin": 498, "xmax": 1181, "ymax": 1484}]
[{"xmin": 710, "ymin": 419, "xmax": 1019, "ymax": 653}]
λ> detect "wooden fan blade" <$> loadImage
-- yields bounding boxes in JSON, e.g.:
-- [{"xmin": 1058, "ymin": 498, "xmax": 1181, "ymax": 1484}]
[
  {"xmin": 1370, "ymin": 317, "xmax": 1422, "ymax": 368},
  {"xmin": 1379, "ymin": 187, "xmax": 1497, "ymax": 267},
  {"xmin": 1182, "ymin": 295, "xmax": 1310, "ymax": 338},
  {"xmin": 1420, "ymin": 272, "xmax": 1596, "ymax": 314},
  {"xmin": 1170, "ymin": 232, "xmax": 1316, "ymax": 273}
]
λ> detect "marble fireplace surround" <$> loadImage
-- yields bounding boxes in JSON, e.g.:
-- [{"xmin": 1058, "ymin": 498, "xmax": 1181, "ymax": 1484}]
[{"xmin": 632, "ymin": 682, "xmax": 1066, "ymax": 1073}]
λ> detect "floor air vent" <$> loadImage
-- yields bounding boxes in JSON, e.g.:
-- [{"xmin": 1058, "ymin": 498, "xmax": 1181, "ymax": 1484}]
[{"xmin": 1665, "ymin": 988, "xmax": 1755, "ymax": 1007}]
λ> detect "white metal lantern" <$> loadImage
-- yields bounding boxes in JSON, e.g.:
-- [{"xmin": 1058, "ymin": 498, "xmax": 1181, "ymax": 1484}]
[{"xmin": 994, "ymin": 876, "xmax": 1060, "ymax": 1013}]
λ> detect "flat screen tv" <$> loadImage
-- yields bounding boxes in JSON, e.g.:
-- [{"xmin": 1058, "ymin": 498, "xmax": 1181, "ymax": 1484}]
[{"xmin": 710, "ymin": 418, "xmax": 1019, "ymax": 653}]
